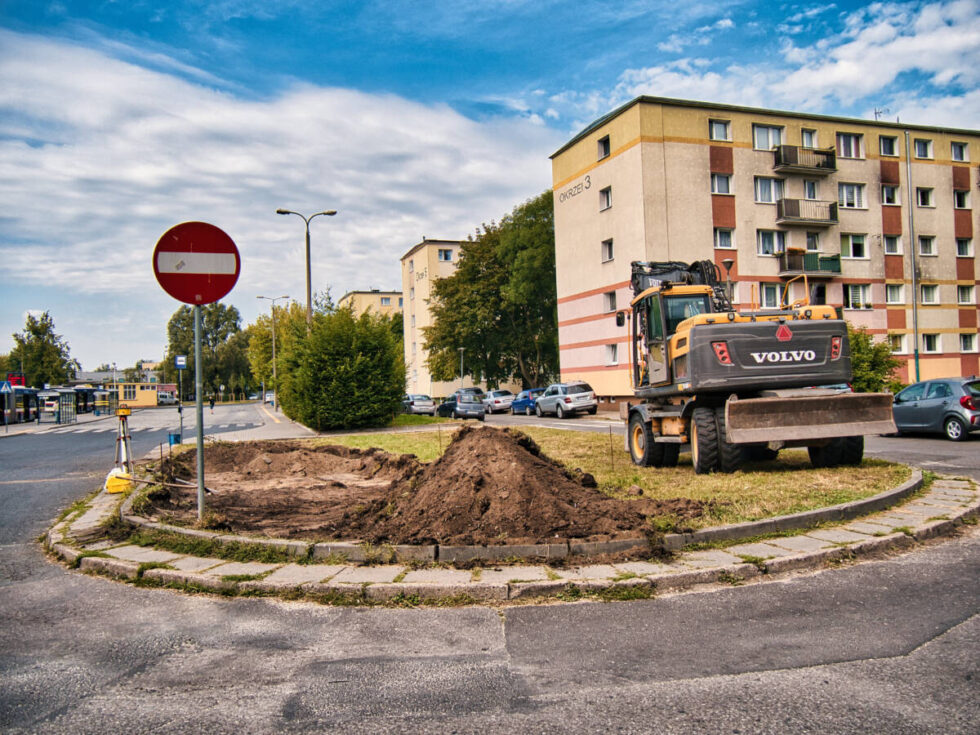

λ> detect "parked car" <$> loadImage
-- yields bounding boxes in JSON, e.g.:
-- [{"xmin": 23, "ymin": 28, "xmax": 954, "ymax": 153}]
[
  {"xmin": 157, "ymin": 391, "xmax": 178, "ymax": 405},
  {"xmin": 402, "ymin": 394, "xmax": 436, "ymax": 416},
  {"xmin": 454, "ymin": 387, "xmax": 486, "ymax": 400},
  {"xmin": 535, "ymin": 381, "xmax": 598, "ymax": 418},
  {"xmin": 511, "ymin": 388, "xmax": 545, "ymax": 415},
  {"xmin": 482, "ymin": 389, "xmax": 515, "ymax": 414},
  {"xmin": 892, "ymin": 377, "xmax": 980, "ymax": 441},
  {"xmin": 437, "ymin": 394, "xmax": 486, "ymax": 421}
]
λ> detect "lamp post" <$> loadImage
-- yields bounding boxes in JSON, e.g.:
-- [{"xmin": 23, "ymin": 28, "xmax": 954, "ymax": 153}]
[
  {"xmin": 276, "ymin": 208, "xmax": 337, "ymax": 326},
  {"xmin": 257, "ymin": 295, "xmax": 289, "ymax": 411}
]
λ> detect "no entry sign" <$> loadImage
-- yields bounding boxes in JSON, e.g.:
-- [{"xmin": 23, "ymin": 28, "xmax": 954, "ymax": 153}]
[{"xmin": 153, "ymin": 222, "xmax": 240, "ymax": 305}]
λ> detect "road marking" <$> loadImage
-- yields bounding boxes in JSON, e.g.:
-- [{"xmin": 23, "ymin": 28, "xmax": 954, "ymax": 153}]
[{"xmin": 259, "ymin": 404, "xmax": 281, "ymax": 424}]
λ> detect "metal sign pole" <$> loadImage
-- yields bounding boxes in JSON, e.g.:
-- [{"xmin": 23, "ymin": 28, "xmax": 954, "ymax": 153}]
[{"xmin": 194, "ymin": 305, "xmax": 205, "ymax": 521}]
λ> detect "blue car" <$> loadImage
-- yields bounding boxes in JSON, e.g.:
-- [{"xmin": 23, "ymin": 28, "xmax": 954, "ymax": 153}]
[{"xmin": 510, "ymin": 388, "xmax": 545, "ymax": 416}]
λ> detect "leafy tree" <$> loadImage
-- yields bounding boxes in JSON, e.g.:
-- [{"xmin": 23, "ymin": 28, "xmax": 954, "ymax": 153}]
[
  {"xmin": 9, "ymin": 312, "xmax": 79, "ymax": 387},
  {"xmin": 216, "ymin": 328, "xmax": 254, "ymax": 395},
  {"xmin": 423, "ymin": 190, "xmax": 558, "ymax": 388},
  {"xmin": 94, "ymin": 363, "xmax": 111, "ymax": 372},
  {"xmin": 847, "ymin": 323, "xmax": 900, "ymax": 393},
  {"xmin": 161, "ymin": 302, "xmax": 243, "ymax": 393}
]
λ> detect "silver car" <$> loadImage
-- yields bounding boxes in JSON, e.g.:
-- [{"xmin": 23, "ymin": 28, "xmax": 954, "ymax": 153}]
[
  {"xmin": 402, "ymin": 394, "xmax": 435, "ymax": 416},
  {"xmin": 892, "ymin": 377, "xmax": 980, "ymax": 441},
  {"xmin": 482, "ymin": 389, "xmax": 515, "ymax": 414},
  {"xmin": 535, "ymin": 381, "xmax": 598, "ymax": 418}
]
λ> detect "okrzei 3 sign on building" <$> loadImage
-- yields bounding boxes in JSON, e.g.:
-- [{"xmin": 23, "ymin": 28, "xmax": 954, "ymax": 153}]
[{"xmin": 153, "ymin": 222, "xmax": 240, "ymax": 305}]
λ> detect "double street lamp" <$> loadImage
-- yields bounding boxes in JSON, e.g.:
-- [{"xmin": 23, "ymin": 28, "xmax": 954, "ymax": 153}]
[
  {"xmin": 276, "ymin": 208, "xmax": 337, "ymax": 326},
  {"xmin": 257, "ymin": 295, "xmax": 289, "ymax": 411}
]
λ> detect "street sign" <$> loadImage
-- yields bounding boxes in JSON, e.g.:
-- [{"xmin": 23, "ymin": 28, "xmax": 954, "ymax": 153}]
[
  {"xmin": 175, "ymin": 355, "xmax": 187, "ymax": 369},
  {"xmin": 153, "ymin": 222, "xmax": 240, "ymax": 305},
  {"xmin": 0, "ymin": 381, "xmax": 12, "ymax": 394}
]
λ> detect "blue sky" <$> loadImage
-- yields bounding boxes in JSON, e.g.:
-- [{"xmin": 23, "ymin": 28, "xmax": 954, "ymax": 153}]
[{"xmin": 1, "ymin": 0, "xmax": 978, "ymax": 371}]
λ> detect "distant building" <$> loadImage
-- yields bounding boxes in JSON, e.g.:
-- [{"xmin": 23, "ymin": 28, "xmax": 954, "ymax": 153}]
[
  {"xmin": 551, "ymin": 95, "xmax": 979, "ymax": 400},
  {"xmin": 337, "ymin": 289, "xmax": 403, "ymax": 316}
]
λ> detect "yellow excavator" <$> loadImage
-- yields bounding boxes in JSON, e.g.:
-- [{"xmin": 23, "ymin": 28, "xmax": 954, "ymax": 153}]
[{"xmin": 618, "ymin": 261, "xmax": 896, "ymax": 473}]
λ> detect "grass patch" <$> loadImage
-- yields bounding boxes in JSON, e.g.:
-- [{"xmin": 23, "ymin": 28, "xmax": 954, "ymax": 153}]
[
  {"xmin": 388, "ymin": 414, "xmax": 451, "ymax": 428},
  {"xmin": 319, "ymin": 426, "xmax": 912, "ymax": 529},
  {"xmin": 127, "ymin": 529, "xmax": 297, "ymax": 564},
  {"xmin": 70, "ymin": 550, "xmax": 110, "ymax": 568},
  {"xmin": 597, "ymin": 584, "xmax": 655, "ymax": 602}
]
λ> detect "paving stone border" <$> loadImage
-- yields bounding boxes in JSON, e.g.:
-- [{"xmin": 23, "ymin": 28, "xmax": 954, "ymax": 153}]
[{"xmin": 45, "ymin": 472, "xmax": 979, "ymax": 606}]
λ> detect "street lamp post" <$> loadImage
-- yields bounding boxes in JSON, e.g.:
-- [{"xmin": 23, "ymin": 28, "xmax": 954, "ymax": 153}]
[
  {"xmin": 257, "ymin": 295, "xmax": 289, "ymax": 411},
  {"xmin": 276, "ymin": 208, "xmax": 338, "ymax": 326}
]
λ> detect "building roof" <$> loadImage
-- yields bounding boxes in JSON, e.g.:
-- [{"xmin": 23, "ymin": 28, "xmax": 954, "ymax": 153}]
[
  {"xmin": 338, "ymin": 289, "xmax": 402, "ymax": 303},
  {"xmin": 551, "ymin": 94, "xmax": 980, "ymax": 159},
  {"xmin": 400, "ymin": 238, "xmax": 463, "ymax": 262}
]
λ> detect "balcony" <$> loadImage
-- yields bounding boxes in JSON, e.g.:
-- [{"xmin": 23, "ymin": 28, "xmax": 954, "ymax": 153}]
[
  {"xmin": 772, "ymin": 145, "xmax": 837, "ymax": 175},
  {"xmin": 776, "ymin": 198, "xmax": 839, "ymax": 227},
  {"xmin": 777, "ymin": 250, "xmax": 841, "ymax": 278}
]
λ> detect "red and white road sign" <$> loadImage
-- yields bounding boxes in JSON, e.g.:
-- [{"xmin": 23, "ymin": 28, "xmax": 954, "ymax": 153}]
[{"xmin": 153, "ymin": 222, "xmax": 240, "ymax": 305}]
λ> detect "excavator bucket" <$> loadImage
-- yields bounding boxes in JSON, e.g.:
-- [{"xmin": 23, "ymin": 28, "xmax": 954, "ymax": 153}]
[{"xmin": 725, "ymin": 392, "xmax": 897, "ymax": 444}]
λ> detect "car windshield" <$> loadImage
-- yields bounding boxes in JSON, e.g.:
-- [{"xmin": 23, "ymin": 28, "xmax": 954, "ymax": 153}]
[
  {"xmin": 566, "ymin": 383, "xmax": 594, "ymax": 394},
  {"xmin": 459, "ymin": 395, "xmax": 480, "ymax": 404}
]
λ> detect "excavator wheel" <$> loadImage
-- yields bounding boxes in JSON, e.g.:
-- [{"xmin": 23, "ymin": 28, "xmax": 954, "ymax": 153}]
[
  {"xmin": 807, "ymin": 438, "xmax": 844, "ymax": 468},
  {"xmin": 690, "ymin": 407, "xmax": 719, "ymax": 474},
  {"xmin": 713, "ymin": 407, "xmax": 744, "ymax": 473},
  {"xmin": 628, "ymin": 413, "xmax": 678, "ymax": 467},
  {"xmin": 744, "ymin": 446, "xmax": 780, "ymax": 462},
  {"xmin": 840, "ymin": 436, "xmax": 864, "ymax": 465}
]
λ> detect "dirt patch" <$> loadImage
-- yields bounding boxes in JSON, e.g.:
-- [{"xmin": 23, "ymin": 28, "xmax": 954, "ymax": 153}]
[{"xmin": 145, "ymin": 425, "xmax": 712, "ymax": 546}]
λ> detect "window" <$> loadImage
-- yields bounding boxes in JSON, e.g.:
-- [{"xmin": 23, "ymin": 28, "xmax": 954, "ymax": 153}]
[
  {"xmin": 380, "ymin": 296, "xmax": 391, "ymax": 306},
  {"xmin": 841, "ymin": 233, "xmax": 867, "ymax": 259},
  {"xmin": 597, "ymin": 135, "xmax": 610, "ymax": 160},
  {"xmin": 409, "ymin": 287, "xmax": 415, "ymax": 299},
  {"xmin": 753, "ymin": 124, "xmax": 783, "ymax": 150},
  {"xmin": 836, "ymin": 133, "xmax": 863, "ymax": 158},
  {"xmin": 880, "ymin": 136, "xmax": 898, "ymax": 156},
  {"xmin": 957, "ymin": 238, "xmax": 973, "ymax": 257},
  {"xmin": 601, "ymin": 238, "xmax": 614, "ymax": 262},
  {"xmin": 408, "ymin": 260, "xmax": 414, "ymax": 273},
  {"xmin": 951, "ymin": 141, "xmax": 969, "ymax": 162},
  {"xmin": 954, "ymin": 190, "xmax": 970, "ymax": 209},
  {"xmin": 888, "ymin": 334, "xmax": 906, "ymax": 353},
  {"xmin": 411, "ymin": 341, "xmax": 416, "ymax": 355},
  {"xmin": 838, "ymin": 182, "xmax": 865, "ymax": 208},
  {"xmin": 884, "ymin": 235, "xmax": 902, "ymax": 254},
  {"xmin": 918, "ymin": 236, "xmax": 936, "ymax": 256},
  {"xmin": 920, "ymin": 284, "xmax": 939, "ymax": 304},
  {"xmin": 605, "ymin": 343, "xmax": 619, "ymax": 365},
  {"xmin": 923, "ymin": 333, "xmax": 940, "ymax": 353},
  {"xmin": 801, "ymin": 128, "xmax": 817, "ymax": 148},
  {"xmin": 603, "ymin": 291, "xmax": 617, "ymax": 312},
  {"xmin": 714, "ymin": 228, "xmax": 734, "ymax": 249},
  {"xmin": 711, "ymin": 173, "xmax": 732, "ymax": 194},
  {"xmin": 599, "ymin": 186, "xmax": 612, "ymax": 210},
  {"xmin": 709, "ymin": 119, "xmax": 730, "ymax": 141},
  {"xmin": 438, "ymin": 249, "xmax": 453, "ymax": 261},
  {"xmin": 754, "ymin": 177, "xmax": 784, "ymax": 203},
  {"xmin": 886, "ymin": 284, "xmax": 904, "ymax": 304},
  {"xmin": 757, "ymin": 230, "xmax": 785, "ymax": 256},
  {"xmin": 881, "ymin": 184, "xmax": 899, "ymax": 205},
  {"xmin": 962, "ymin": 334, "xmax": 977, "ymax": 353},
  {"xmin": 958, "ymin": 285, "xmax": 975, "ymax": 305},
  {"xmin": 410, "ymin": 314, "xmax": 415, "ymax": 327},
  {"xmin": 760, "ymin": 283, "xmax": 780, "ymax": 309},
  {"xmin": 843, "ymin": 284, "xmax": 872, "ymax": 310},
  {"xmin": 806, "ymin": 231, "xmax": 820, "ymax": 252},
  {"xmin": 916, "ymin": 187, "xmax": 933, "ymax": 207},
  {"xmin": 913, "ymin": 138, "xmax": 933, "ymax": 158},
  {"xmin": 803, "ymin": 180, "xmax": 818, "ymax": 200},
  {"xmin": 399, "ymin": 297, "xmax": 403, "ymax": 307}
]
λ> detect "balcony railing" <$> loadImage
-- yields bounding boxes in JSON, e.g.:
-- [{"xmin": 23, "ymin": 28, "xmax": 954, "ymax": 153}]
[
  {"xmin": 776, "ymin": 198, "xmax": 839, "ymax": 226},
  {"xmin": 777, "ymin": 251, "xmax": 841, "ymax": 277},
  {"xmin": 772, "ymin": 145, "xmax": 837, "ymax": 175}
]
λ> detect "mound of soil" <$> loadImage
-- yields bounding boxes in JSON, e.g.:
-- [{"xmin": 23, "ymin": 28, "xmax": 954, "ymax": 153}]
[{"xmin": 146, "ymin": 425, "xmax": 711, "ymax": 546}]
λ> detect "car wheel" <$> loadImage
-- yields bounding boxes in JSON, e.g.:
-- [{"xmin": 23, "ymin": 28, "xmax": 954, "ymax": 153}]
[
  {"xmin": 535, "ymin": 404, "xmax": 543, "ymax": 417},
  {"xmin": 526, "ymin": 406, "xmax": 533, "ymax": 416},
  {"xmin": 944, "ymin": 416, "xmax": 967, "ymax": 441},
  {"xmin": 587, "ymin": 406, "xmax": 597, "ymax": 415},
  {"xmin": 556, "ymin": 404, "xmax": 565, "ymax": 419}
]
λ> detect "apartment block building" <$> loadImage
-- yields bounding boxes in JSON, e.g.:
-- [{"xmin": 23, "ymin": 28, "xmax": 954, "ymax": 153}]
[
  {"xmin": 337, "ymin": 289, "xmax": 403, "ymax": 316},
  {"xmin": 551, "ymin": 96, "xmax": 979, "ymax": 399}
]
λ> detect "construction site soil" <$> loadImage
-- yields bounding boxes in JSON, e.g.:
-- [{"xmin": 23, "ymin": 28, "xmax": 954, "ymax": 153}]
[{"xmin": 146, "ymin": 425, "xmax": 712, "ymax": 546}]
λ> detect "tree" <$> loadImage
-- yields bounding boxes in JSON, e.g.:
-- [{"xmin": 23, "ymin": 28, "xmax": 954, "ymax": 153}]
[
  {"xmin": 9, "ymin": 312, "xmax": 79, "ymax": 387},
  {"xmin": 423, "ymin": 190, "xmax": 558, "ymax": 388},
  {"xmin": 162, "ymin": 302, "xmax": 243, "ymax": 393},
  {"xmin": 847, "ymin": 323, "xmax": 901, "ymax": 393}
]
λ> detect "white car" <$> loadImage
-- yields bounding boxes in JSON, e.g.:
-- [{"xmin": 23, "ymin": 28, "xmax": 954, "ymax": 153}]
[
  {"xmin": 157, "ymin": 392, "xmax": 178, "ymax": 405},
  {"xmin": 482, "ymin": 389, "xmax": 515, "ymax": 414},
  {"xmin": 535, "ymin": 382, "xmax": 598, "ymax": 418}
]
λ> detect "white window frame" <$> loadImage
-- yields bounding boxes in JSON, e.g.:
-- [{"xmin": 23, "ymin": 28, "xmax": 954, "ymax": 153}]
[
  {"xmin": 913, "ymin": 138, "xmax": 933, "ymax": 159},
  {"xmin": 879, "ymin": 136, "xmax": 898, "ymax": 157},
  {"xmin": 803, "ymin": 180, "xmax": 818, "ymax": 200},
  {"xmin": 918, "ymin": 236, "xmax": 936, "ymax": 256},
  {"xmin": 605, "ymin": 343, "xmax": 619, "ymax": 365},
  {"xmin": 408, "ymin": 260, "xmax": 414, "ymax": 273},
  {"xmin": 711, "ymin": 173, "xmax": 732, "ymax": 195},
  {"xmin": 760, "ymin": 283, "xmax": 780, "ymax": 309},
  {"xmin": 956, "ymin": 238, "xmax": 973, "ymax": 257},
  {"xmin": 603, "ymin": 291, "xmax": 617, "ymax": 313},
  {"xmin": 801, "ymin": 128, "xmax": 817, "ymax": 148},
  {"xmin": 920, "ymin": 284, "xmax": 939, "ymax": 305},
  {"xmin": 958, "ymin": 285, "xmax": 975, "ymax": 305},
  {"xmin": 380, "ymin": 296, "xmax": 391, "ymax": 306},
  {"xmin": 754, "ymin": 176, "xmax": 784, "ymax": 203},
  {"xmin": 601, "ymin": 238, "xmax": 614, "ymax": 262},
  {"xmin": 709, "ymin": 119, "xmax": 730, "ymax": 141},
  {"xmin": 841, "ymin": 233, "xmax": 868, "ymax": 259},
  {"xmin": 753, "ymin": 124, "xmax": 783, "ymax": 151},
  {"xmin": 713, "ymin": 228, "xmax": 735, "ymax": 249},
  {"xmin": 756, "ymin": 229, "xmax": 785, "ymax": 256},
  {"xmin": 954, "ymin": 190, "xmax": 970, "ymax": 209},
  {"xmin": 951, "ymin": 141, "xmax": 969, "ymax": 162},
  {"xmin": 961, "ymin": 333, "xmax": 978, "ymax": 353},
  {"xmin": 836, "ymin": 132, "xmax": 863, "ymax": 158},
  {"xmin": 881, "ymin": 184, "xmax": 899, "ymax": 206},
  {"xmin": 438, "ymin": 249, "xmax": 453, "ymax": 262},
  {"xmin": 884, "ymin": 235, "xmax": 902, "ymax": 254},
  {"xmin": 409, "ymin": 287, "xmax": 415, "ymax": 299},
  {"xmin": 885, "ymin": 283, "xmax": 904, "ymax": 304},
  {"xmin": 410, "ymin": 314, "xmax": 415, "ymax": 327},
  {"xmin": 843, "ymin": 283, "xmax": 872, "ymax": 310},
  {"xmin": 599, "ymin": 186, "xmax": 612, "ymax": 211},
  {"xmin": 888, "ymin": 334, "xmax": 907, "ymax": 354},
  {"xmin": 916, "ymin": 188, "xmax": 934, "ymax": 207},
  {"xmin": 922, "ymin": 333, "xmax": 940, "ymax": 354},
  {"xmin": 838, "ymin": 182, "xmax": 866, "ymax": 209},
  {"xmin": 597, "ymin": 135, "xmax": 610, "ymax": 160}
]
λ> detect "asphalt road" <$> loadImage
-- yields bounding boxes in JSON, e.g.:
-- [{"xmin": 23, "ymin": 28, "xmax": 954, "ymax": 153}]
[{"xmin": 1, "ymin": 405, "xmax": 977, "ymax": 733}]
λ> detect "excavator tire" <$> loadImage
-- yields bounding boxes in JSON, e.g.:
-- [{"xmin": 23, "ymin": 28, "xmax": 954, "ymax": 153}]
[
  {"xmin": 691, "ymin": 407, "xmax": 719, "ymax": 475},
  {"xmin": 840, "ymin": 436, "xmax": 864, "ymax": 465},
  {"xmin": 714, "ymin": 407, "xmax": 744, "ymax": 474},
  {"xmin": 744, "ymin": 446, "xmax": 780, "ymax": 462},
  {"xmin": 808, "ymin": 438, "xmax": 844, "ymax": 468},
  {"xmin": 628, "ymin": 413, "xmax": 679, "ymax": 467}
]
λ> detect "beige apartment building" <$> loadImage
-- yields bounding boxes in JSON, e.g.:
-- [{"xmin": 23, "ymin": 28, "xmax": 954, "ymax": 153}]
[
  {"xmin": 551, "ymin": 96, "xmax": 979, "ymax": 400},
  {"xmin": 337, "ymin": 289, "xmax": 403, "ymax": 316}
]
